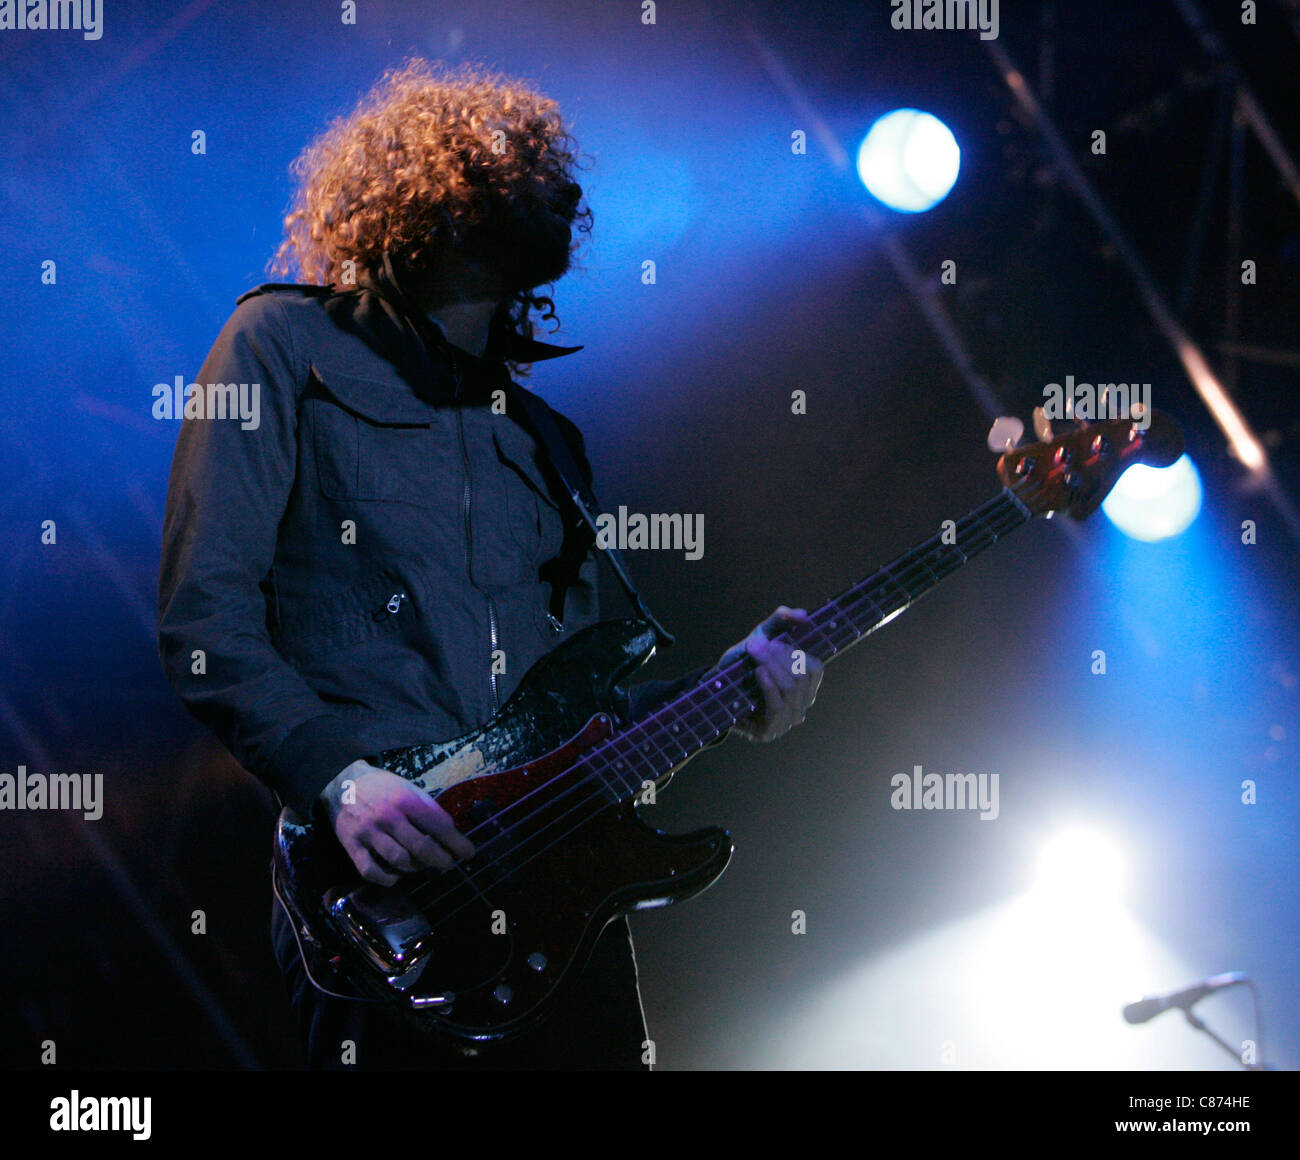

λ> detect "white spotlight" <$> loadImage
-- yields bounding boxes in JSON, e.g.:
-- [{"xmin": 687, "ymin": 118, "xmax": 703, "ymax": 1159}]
[
  {"xmin": 856, "ymin": 109, "xmax": 961, "ymax": 213},
  {"xmin": 1033, "ymin": 825, "xmax": 1128, "ymax": 907},
  {"xmin": 1102, "ymin": 453, "xmax": 1203, "ymax": 542}
]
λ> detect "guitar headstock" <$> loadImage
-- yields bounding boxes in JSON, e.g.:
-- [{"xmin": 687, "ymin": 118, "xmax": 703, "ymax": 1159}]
[{"xmin": 995, "ymin": 410, "xmax": 1184, "ymax": 520}]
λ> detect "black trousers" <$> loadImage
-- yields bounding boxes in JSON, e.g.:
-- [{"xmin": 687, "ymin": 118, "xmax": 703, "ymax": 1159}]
[{"xmin": 271, "ymin": 898, "xmax": 650, "ymax": 1070}]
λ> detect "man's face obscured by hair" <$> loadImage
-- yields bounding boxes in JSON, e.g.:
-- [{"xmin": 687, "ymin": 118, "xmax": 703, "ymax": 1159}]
[{"xmin": 469, "ymin": 173, "xmax": 581, "ymax": 295}]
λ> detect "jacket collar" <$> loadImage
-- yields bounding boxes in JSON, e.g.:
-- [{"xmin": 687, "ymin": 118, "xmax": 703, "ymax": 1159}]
[
  {"xmin": 238, "ymin": 279, "xmax": 579, "ymax": 400},
  {"xmin": 358, "ymin": 260, "xmax": 583, "ymax": 369},
  {"xmin": 484, "ymin": 327, "xmax": 583, "ymax": 364}
]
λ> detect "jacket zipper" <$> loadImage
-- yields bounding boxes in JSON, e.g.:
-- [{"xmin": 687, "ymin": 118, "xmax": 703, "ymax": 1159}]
[
  {"xmin": 486, "ymin": 595, "xmax": 500, "ymax": 712},
  {"xmin": 376, "ymin": 591, "xmax": 407, "ymax": 619},
  {"xmin": 450, "ymin": 358, "xmax": 501, "ymax": 715}
]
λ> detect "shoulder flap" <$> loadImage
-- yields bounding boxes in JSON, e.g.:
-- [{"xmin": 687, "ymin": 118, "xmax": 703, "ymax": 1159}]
[{"xmin": 236, "ymin": 281, "xmax": 336, "ymax": 305}]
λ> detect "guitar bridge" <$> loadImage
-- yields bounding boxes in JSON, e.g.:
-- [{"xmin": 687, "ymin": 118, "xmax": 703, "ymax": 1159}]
[{"xmin": 327, "ymin": 887, "xmax": 434, "ymax": 980}]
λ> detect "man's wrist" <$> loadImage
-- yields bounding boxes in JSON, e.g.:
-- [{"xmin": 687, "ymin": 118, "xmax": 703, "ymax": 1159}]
[
  {"xmin": 318, "ymin": 758, "xmax": 371, "ymax": 823},
  {"xmin": 266, "ymin": 715, "xmax": 371, "ymax": 818}
]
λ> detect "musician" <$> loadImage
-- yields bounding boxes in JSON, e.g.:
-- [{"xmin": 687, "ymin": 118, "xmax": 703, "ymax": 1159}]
[{"xmin": 157, "ymin": 58, "xmax": 822, "ymax": 1069}]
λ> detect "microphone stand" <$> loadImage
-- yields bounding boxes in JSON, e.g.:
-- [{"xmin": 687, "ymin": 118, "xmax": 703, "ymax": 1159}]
[{"xmin": 1178, "ymin": 981, "xmax": 1276, "ymax": 1071}]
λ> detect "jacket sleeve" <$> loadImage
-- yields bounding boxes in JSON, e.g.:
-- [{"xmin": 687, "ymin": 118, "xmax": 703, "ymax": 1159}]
[{"xmin": 157, "ymin": 293, "xmax": 371, "ymax": 816}]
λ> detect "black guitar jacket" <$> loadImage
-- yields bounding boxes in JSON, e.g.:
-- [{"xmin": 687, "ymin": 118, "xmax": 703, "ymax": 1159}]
[{"xmin": 157, "ymin": 282, "xmax": 681, "ymax": 819}]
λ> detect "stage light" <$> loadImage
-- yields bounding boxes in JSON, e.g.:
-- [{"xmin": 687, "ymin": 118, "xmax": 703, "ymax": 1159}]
[
  {"xmin": 1102, "ymin": 453, "xmax": 1203, "ymax": 542},
  {"xmin": 856, "ymin": 109, "xmax": 960, "ymax": 213},
  {"xmin": 1032, "ymin": 824, "xmax": 1127, "ymax": 908}
]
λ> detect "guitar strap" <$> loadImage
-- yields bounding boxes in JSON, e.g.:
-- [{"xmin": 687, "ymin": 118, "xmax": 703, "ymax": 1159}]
[{"xmin": 502, "ymin": 381, "xmax": 676, "ymax": 648}]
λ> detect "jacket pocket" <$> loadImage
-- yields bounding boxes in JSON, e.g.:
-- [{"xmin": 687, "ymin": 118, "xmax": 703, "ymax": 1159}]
[
  {"xmin": 309, "ymin": 363, "xmax": 449, "ymax": 507},
  {"xmin": 272, "ymin": 566, "xmax": 413, "ymax": 667}
]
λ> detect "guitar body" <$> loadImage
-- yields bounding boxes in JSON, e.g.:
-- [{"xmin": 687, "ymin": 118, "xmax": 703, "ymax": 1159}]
[{"xmin": 273, "ymin": 617, "xmax": 733, "ymax": 1042}]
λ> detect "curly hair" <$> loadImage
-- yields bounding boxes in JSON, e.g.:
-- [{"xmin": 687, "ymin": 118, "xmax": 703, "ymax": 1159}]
[{"xmin": 269, "ymin": 58, "xmax": 591, "ymax": 361}]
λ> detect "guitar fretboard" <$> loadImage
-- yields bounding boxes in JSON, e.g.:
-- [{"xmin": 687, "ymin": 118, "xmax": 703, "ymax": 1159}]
[{"xmin": 584, "ymin": 486, "xmax": 1033, "ymax": 801}]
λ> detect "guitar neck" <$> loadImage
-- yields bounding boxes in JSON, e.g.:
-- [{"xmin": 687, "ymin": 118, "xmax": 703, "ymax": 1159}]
[
  {"xmin": 589, "ymin": 486, "xmax": 1034, "ymax": 801},
  {"xmin": 784, "ymin": 484, "xmax": 1033, "ymax": 666}
]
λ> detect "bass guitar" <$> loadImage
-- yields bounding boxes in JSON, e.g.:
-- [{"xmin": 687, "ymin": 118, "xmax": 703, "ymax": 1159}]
[{"xmin": 273, "ymin": 409, "xmax": 1183, "ymax": 1041}]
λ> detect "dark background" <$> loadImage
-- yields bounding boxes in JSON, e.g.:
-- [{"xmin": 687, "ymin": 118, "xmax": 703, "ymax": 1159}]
[{"xmin": 1, "ymin": 0, "xmax": 1296, "ymax": 1069}]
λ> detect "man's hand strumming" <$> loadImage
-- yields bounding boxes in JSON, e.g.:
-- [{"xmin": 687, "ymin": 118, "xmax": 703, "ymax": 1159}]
[{"xmin": 320, "ymin": 761, "xmax": 476, "ymax": 886}]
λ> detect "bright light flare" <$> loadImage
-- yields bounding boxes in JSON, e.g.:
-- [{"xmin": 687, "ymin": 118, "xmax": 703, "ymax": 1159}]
[
  {"xmin": 856, "ymin": 109, "xmax": 960, "ymax": 213},
  {"xmin": 1032, "ymin": 824, "xmax": 1128, "ymax": 910},
  {"xmin": 749, "ymin": 819, "xmax": 1231, "ymax": 1068},
  {"xmin": 1102, "ymin": 453, "xmax": 1203, "ymax": 542}
]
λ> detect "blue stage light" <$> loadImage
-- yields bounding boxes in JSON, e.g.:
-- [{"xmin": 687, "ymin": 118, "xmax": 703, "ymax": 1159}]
[
  {"xmin": 856, "ymin": 109, "xmax": 960, "ymax": 213},
  {"xmin": 1102, "ymin": 453, "xmax": 1203, "ymax": 542}
]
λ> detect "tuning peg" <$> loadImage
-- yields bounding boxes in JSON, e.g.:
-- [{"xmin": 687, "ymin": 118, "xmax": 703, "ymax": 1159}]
[
  {"xmin": 1032, "ymin": 406, "xmax": 1054, "ymax": 443},
  {"xmin": 986, "ymin": 416, "xmax": 1025, "ymax": 454}
]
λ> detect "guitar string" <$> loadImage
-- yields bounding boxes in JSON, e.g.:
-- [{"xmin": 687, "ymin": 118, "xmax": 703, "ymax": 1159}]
[
  {"xmin": 380, "ymin": 498, "xmax": 1037, "ymax": 951},
  {"xmin": 495, "ymin": 481, "xmax": 1032, "ymax": 812},
  {"xmin": 388, "ymin": 482, "xmax": 1037, "ymax": 926},
  {"xmin": 464, "ymin": 481, "xmax": 1036, "ymax": 828},
  {"xmin": 378, "ymin": 509, "xmax": 1035, "ymax": 952},
  {"xmin": 393, "ymin": 484, "xmax": 1035, "ymax": 927},
  {"xmin": 380, "ymin": 479, "xmax": 1041, "ymax": 931},
  {"xmin": 574, "ymin": 485, "xmax": 1036, "ymax": 799}
]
